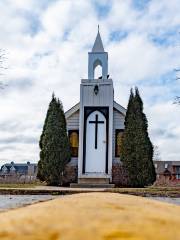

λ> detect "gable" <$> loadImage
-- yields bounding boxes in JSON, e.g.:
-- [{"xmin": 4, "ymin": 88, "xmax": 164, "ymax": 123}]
[
  {"xmin": 113, "ymin": 101, "xmax": 126, "ymax": 116},
  {"xmin": 2, "ymin": 165, "xmax": 8, "ymax": 172},
  {"xmin": 65, "ymin": 102, "xmax": 80, "ymax": 119},
  {"xmin": 65, "ymin": 101, "xmax": 126, "ymax": 120},
  {"xmin": 10, "ymin": 166, "xmax": 16, "ymax": 171}
]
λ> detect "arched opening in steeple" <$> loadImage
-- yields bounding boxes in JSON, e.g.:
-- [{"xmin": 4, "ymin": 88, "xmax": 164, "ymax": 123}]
[
  {"xmin": 88, "ymin": 29, "xmax": 108, "ymax": 79},
  {"xmin": 94, "ymin": 65, "xmax": 102, "ymax": 79},
  {"xmin": 93, "ymin": 59, "xmax": 102, "ymax": 79}
]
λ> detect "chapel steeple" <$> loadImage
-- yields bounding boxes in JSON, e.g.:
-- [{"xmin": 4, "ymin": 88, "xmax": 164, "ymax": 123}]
[
  {"xmin": 92, "ymin": 26, "xmax": 104, "ymax": 52},
  {"xmin": 88, "ymin": 27, "xmax": 108, "ymax": 79}
]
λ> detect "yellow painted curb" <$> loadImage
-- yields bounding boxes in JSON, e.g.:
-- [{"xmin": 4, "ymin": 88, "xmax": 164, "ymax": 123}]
[{"xmin": 0, "ymin": 193, "xmax": 179, "ymax": 240}]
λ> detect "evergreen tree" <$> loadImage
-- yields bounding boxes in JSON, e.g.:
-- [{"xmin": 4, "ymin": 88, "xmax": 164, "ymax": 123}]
[
  {"xmin": 37, "ymin": 94, "xmax": 71, "ymax": 185},
  {"xmin": 37, "ymin": 94, "xmax": 55, "ymax": 181},
  {"xmin": 121, "ymin": 87, "xmax": 156, "ymax": 187}
]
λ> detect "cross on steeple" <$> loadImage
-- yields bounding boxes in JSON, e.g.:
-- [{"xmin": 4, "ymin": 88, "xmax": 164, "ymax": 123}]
[{"xmin": 89, "ymin": 114, "xmax": 104, "ymax": 149}]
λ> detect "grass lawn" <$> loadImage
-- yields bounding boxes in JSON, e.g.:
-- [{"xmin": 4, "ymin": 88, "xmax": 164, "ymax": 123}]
[
  {"xmin": 0, "ymin": 183, "xmax": 42, "ymax": 188},
  {"xmin": 108, "ymin": 186, "xmax": 180, "ymax": 197},
  {"xmin": 0, "ymin": 184, "xmax": 179, "ymax": 197}
]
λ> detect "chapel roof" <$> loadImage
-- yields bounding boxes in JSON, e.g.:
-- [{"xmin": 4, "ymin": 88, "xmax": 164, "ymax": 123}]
[{"xmin": 65, "ymin": 101, "xmax": 126, "ymax": 119}]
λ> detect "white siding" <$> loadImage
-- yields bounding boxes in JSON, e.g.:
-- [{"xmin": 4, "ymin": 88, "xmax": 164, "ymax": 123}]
[
  {"xmin": 66, "ymin": 110, "xmax": 79, "ymax": 131},
  {"xmin": 113, "ymin": 108, "xmax": 125, "ymax": 162},
  {"xmin": 66, "ymin": 110, "xmax": 79, "ymax": 166},
  {"xmin": 81, "ymin": 79, "xmax": 114, "ymax": 107}
]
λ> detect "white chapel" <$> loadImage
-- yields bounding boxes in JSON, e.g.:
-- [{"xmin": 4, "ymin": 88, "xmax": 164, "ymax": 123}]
[{"xmin": 65, "ymin": 29, "xmax": 126, "ymax": 186}]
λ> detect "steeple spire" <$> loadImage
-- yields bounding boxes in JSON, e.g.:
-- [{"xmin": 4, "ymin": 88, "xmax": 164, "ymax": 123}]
[{"xmin": 92, "ymin": 26, "xmax": 104, "ymax": 52}]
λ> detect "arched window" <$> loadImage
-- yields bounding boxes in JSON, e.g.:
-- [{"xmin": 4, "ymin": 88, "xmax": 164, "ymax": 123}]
[
  {"xmin": 93, "ymin": 59, "xmax": 102, "ymax": 79},
  {"xmin": 115, "ymin": 129, "xmax": 124, "ymax": 157},
  {"xmin": 69, "ymin": 130, "xmax": 79, "ymax": 157},
  {"xmin": 94, "ymin": 65, "xmax": 102, "ymax": 79}
]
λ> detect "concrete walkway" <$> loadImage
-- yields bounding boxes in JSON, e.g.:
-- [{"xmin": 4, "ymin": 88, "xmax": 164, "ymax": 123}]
[{"xmin": 34, "ymin": 185, "xmax": 105, "ymax": 191}]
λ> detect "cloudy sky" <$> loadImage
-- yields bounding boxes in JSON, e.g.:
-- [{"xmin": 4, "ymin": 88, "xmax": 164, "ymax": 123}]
[{"xmin": 0, "ymin": 0, "xmax": 180, "ymax": 165}]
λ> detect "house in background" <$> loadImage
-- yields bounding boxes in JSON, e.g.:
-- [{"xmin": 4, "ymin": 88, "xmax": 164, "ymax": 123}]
[
  {"xmin": 0, "ymin": 161, "xmax": 37, "ymax": 183},
  {"xmin": 154, "ymin": 160, "xmax": 180, "ymax": 185},
  {"xmin": 0, "ymin": 160, "xmax": 179, "ymax": 186}
]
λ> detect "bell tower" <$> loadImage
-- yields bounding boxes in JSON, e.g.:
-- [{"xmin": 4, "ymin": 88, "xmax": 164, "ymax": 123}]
[
  {"xmin": 78, "ymin": 28, "xmax": 114, "ymax": 184},
  {"xmin": 88, "ymin": 28, "xmax": 108, "ymax": 79}
]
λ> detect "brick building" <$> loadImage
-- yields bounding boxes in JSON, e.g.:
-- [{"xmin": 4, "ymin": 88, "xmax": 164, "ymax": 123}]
[{"xmin": 154, "ymin": 160, "xmax": 180, "ymax": 185}]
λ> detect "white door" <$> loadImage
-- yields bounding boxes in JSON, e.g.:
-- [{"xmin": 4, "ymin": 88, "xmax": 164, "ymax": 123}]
[{"xmin": 85, "ymin": 110, "xmax": 106, "ymax": 173}]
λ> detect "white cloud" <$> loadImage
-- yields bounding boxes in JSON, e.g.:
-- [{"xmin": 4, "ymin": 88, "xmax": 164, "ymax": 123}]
[
  {"xmin": 147, "ymin": 102, "xmax": 180, "ymax": 160},
  {"xmin": 0, "ymin": 0, "xmax": 180, "ymax": 165}
]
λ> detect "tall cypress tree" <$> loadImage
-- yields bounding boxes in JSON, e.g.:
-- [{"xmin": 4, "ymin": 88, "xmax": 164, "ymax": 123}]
[
  {"xmin": 37, "ymin": 94, "xmax": 71, "ymax": 185},
  {"xmin": 121, "ymin": 89, "xmax": 138, "ymax": 186},
  {"xmin": 37, "ymin": 94, "xmax": 55, "ymax": 181},
  {"xmin": 121, "ymin": 87, "xmax": 156, "ymax": 187}
]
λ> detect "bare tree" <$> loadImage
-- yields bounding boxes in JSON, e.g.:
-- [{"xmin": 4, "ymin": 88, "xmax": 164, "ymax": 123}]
[
  {"xmin": 173, "ymin": 69, "xmax": 180, "ymax": 104},
  {"xmin": 153, "ymin": 145, "xmax": 161, "ymax": 161},
  {"xmin": 173, "ymin": 31, "xmax": 180, "ymax": 105},
  {"xmin": 174, "ymin": 96, "xmax": 180, "ymax": 105},
  {"xmin": 0, "ymin": 49, "xmax": 7, "ymax": 89}
]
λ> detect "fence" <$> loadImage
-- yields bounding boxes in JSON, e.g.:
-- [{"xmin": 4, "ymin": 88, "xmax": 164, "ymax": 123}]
[{"xmin": 0, "ymin": 173, "xmax": 37, "ymax": 184}]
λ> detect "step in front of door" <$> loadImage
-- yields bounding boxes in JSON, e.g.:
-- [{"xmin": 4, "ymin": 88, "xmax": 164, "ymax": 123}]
[{"xmin": 78, "ymin": 177, "xmax": 110, "ymax": 184}]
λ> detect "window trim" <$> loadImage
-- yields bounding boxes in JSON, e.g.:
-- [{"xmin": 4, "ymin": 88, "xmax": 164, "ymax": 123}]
[
  {"xmin": 68, "ymin": 130, "xmax": 79, "ymax": 158},
  {"xmin": 115, "ymin": 129, "xmax": 124, "ymax": 158}
]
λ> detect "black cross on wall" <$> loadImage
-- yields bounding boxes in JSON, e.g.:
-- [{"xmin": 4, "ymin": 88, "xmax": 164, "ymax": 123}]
[{"xmin": 89, "ymin": 114, "xmax": 104, "ymax": 149}]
